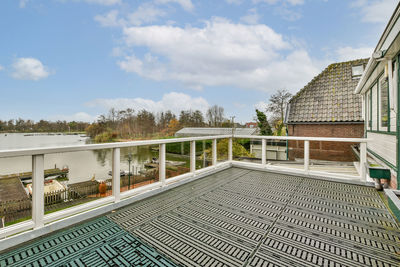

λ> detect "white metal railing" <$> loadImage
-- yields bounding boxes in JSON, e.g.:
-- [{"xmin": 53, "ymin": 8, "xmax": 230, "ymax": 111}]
[
  {"xmin": 0, "ymin": 135, "xmax": 230, "ymax": 240},
  {"xmin": 234, "ymin": 135, "xmax": 368, "ymax": 181},
  {"xmin": 0, "ymin": 134, "xmax": 368, "ymax": 243}
]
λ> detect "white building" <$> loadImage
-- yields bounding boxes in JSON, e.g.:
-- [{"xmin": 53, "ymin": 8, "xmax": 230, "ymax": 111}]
[{"xmin": 355, "ymin": 3, "xmax": 400, "ymax": 189}]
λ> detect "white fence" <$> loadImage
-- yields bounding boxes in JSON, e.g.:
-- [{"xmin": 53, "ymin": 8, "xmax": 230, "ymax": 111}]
[{"xmin": 0, "ymin": 134, "xmax": 368, "ymax": 248}]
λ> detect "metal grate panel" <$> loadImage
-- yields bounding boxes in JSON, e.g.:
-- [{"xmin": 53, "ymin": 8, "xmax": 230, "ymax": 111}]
[
  {"xmin": 0, "ymin": 217, "xmax": 177, "ymax": 267},
  {"xmin": 248, "ymin": 176, "xmax": 400, "ymax": 267},
  {"xmin": 2, "ymin": 167, "xmax": 400, "ymax": 267},
  {"xmin": 109, "ymin": 168, "xmax": 400, "ymax": 267}
]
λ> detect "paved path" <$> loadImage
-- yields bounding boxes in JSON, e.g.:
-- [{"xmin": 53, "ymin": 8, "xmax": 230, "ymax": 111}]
[{"xmin": 1, "ymin": 167, "xmax": 400, "ymax": 266}]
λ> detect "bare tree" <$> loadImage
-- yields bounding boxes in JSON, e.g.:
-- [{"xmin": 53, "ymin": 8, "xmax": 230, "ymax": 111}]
[
  {"xmin": 206, "ymin": 105, "xmax": 225, "ymax": 127},
  {"xmin": 267, "ymin": 89, "xmax": 292, "ymax": 121}
]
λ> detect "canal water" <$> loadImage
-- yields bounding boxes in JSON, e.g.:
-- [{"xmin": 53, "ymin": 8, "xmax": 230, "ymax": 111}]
[{"xmin": 0, "ymin": 133, "xmax": 185, "ymax": 184}]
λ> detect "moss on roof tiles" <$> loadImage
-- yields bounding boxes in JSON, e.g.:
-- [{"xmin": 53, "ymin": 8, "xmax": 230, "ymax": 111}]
[{"xmin": 287, "ymin": 58, "xmax": 368, "ymax": 123}]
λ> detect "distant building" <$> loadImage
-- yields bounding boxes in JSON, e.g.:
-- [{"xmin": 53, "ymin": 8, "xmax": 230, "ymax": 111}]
[
  {"xmin": 285, "ymin": 58, "xmax": 368, "ymax": 162},
  {"xmin": 245, "ymin": 122, "xmax": 257, "ymax": 128},
  {"xmin": 174, "ymin": 127, "xmax": 258, "ymax": 137}
]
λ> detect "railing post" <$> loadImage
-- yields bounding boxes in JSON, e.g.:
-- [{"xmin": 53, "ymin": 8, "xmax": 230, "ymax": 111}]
[
  {"xmin": 190, "ymin": 141, "xmax": 196, "ymax": 173},
  {"xmin": 304, "ymin": 140, "xmax": 309, "ymax": 172},
  {"xmin": 228, "ymin": 138, "xmax": 233, "ymax": 161},
  {"xmin": 212, "ymin": 139, "xmax": 217, "ymax": 166},
  {"xmin": 360, "ymin": 142, "xmax": 367, "ymax": 181},
  {"xmin": 159, "ymin": 143, "xmax": 166, "ymax": 186},
  {"xmin": 262, "ymin": 139, "xmax": 266, "ymax": 166},
  {"xmin": 112, "ymin": 148, "xmax": 120, "ymax": 202},
  {"xmin": 32, "ymin": 154, "xmax": 44, "ymax": 229}
]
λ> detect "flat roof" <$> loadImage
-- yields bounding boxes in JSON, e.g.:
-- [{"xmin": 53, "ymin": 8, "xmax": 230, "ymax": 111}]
[
  {"xmin": 1, "ymin": 167, "xmax": 399, "ymax": 266},
  {"xmin": 175, "ymin": 127, "xmax": 258, "ymax": 137}
]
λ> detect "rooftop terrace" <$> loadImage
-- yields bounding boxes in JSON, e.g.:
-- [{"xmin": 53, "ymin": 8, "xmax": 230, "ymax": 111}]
[{"xmin": 1, "ymin": 167, "xmax": 399, "ymax": 266}]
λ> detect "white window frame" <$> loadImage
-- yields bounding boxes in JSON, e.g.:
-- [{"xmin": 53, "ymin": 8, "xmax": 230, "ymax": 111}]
[
  {"xmin": 352, "ymin": 65, "xmax": 364, "ymax": 78},
  {"xmin": 378, "ymin": 75, "xmax": 389, "ymax": 131}
]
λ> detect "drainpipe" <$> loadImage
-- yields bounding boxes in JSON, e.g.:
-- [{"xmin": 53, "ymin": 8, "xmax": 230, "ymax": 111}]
[
  {"xmin": 286, "ymin": 127, "xmax": 289, "ymax": 160},
  {"xmin": 397, "ymin": 56, "xmax": 400, "ymax": 189},
  {"xmin": 284, "ymin": 102, "xmax": 290, "ymax": 161}
]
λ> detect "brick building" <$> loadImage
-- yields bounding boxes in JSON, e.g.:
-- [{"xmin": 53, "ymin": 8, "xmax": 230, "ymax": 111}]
[{"xmin": 285, "ymin": 59, "xmax": 368, "ymax": 162}]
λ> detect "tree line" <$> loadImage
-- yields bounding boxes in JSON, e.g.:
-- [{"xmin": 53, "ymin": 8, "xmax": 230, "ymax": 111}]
[
  {"xmin": 86, "ymin": 105, "xmax": 236, "ymax": 142},
  {"xmin": 0, "ymin": 89, "xmax": 293, "ymax": 139},
  {"xmin": 0, "ymin": 119, "xmax": 89, "ymax": 133}
]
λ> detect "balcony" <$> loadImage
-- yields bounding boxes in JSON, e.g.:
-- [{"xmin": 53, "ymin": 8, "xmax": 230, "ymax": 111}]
[{"xmin": 0, "ymin": 135, "xmax": 399, "ymax": 266}]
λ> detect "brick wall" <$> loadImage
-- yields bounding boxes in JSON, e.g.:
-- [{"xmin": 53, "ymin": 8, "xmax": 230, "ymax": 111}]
[{"xmin": 287, "ymin": 123, "xmax": 364, "ymax": 162}]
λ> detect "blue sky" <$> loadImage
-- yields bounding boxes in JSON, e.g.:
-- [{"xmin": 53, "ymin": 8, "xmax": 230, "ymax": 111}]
[{"xmin": 0, "ymin": 0, "xmax": 398, "ymax": 123}]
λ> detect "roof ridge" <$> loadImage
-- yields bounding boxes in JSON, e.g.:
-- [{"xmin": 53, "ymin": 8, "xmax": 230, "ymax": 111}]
[
  {"xmin": 289, "ymin": 58, "xmax": 369, "ymax": 103},
  {"xmin": 328, "ymin": 58, "xmax": 369, "ymax": 66},
  {"xmin": 287, "ymin": 58, "xmax": 366, "ymax": 123}
]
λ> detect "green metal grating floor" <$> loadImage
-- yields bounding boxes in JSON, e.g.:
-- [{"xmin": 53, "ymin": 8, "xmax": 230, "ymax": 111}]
[{"xmin": 1, "ymin": 167, "xmax": 400, "ymax": 266}]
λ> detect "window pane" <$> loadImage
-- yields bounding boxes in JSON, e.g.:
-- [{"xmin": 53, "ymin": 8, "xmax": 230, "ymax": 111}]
[
  {"xmin": 380, "ymin": 77, "xmax": 389, "ymax": 127},
  {"xmin": 352, "ymin": 65, "xmax": 364, "ymax": 77}
]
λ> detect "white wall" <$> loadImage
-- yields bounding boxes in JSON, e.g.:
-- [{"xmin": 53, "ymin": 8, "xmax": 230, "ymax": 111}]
[
  {"xmin": 251, "ymin": 144, "xmax": 287, "ymax": 160},
  {"xmin": 367, "ymin": 132, "xmax": 396, "ymax": 167},
  {"xmin": 361, "ymin": 59, "xmax": 398, "ymax": 172}
]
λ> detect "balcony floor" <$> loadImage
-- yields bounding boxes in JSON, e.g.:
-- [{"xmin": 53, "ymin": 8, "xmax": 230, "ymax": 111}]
[{"xmin": 1, "ymin": 167, "xmax": 400, "ymax": 266}]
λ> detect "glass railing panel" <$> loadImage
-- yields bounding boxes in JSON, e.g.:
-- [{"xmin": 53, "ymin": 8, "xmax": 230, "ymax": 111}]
[
  {"xmin": 217, "ymin": 138, "xmax": 229, "ymax": 163},
  {"xmin": 165, "ymin": 141, "xmax": 191, "ymax": 179},
  {"xmin": 232, "ymin": 138, "xmax": 257, "ymax": 162},
  {"xmin": 0, "ymin": 155, "xmax": 32, "ymax": 227},
  {"xmin": 196, "ymin": 139, "xmax": 212, "ymax": 170},
  {"xmin": 43, "ymin": 149, "xmax": 113, "ymax": 215},
  {"xmin": 120, "ymin": 145, "xmax": 159, "ymax": 193}
]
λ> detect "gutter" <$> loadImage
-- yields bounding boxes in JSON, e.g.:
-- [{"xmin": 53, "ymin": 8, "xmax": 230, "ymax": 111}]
[
  {"xmin": 355, "ymin": 58, "xmax": 375, "ymax": 94},
  {"xmin": 283, "ymin": 102, "xmax": 290, "ymax": 124},
  {"xmin": 287, "ymin": 121, "xmax": 364, "ymax": 125},
  {"xmin": 397, "ymin": 57, "xmax": 400, "ymax": 189},
  {"xmin": 355, "ymin": 2, "xmax": 400, "ymax": 95}
]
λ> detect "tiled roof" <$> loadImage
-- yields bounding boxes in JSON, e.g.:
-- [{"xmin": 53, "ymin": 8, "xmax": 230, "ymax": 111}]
[
  {"xmin": 175, "ymin": 127, "xmax": 258, "ymax": 137},
  {"xmin": 287, "ymin": 58, "xmax": 368, "ymax": 123}
]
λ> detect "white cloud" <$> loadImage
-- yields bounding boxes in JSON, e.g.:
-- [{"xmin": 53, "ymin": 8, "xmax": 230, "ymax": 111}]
[
  {"xmin": 84, "ymin": 0, "xmax": 121, "ymax": 5},
  {"xmin": 253, "ymin": 0, "xmax": 304, "ymax": 6},
  {"xmin": 19, "ymin": 0, "xmax": 29, "ymax": 8},
  {"xmin": 254, "ymin": 101, "xmax": 268, "ymax": 111},
  {"xmin": 94, "ymin": 4, "xmax": 167, "ymax": 27},
  {"xmin": 155, "ymin": 0, "xmax": 194, "ymax": 11},
  {"xmin": 128, "ymin": 3, "xmax": 166, "ymax": 26},
  {"xmin": 351, "ymin": 0, "xmax": 398, "ymax": 23},
  {"xmin": 11, "ymin": 57, "xmax": 51, "ymax": 81},
  {"xmin": 225, "ymin": 0, "xmax": 243, "ymax": 4},
  {"xmin": 252, "ymin": 0, "xmax": 304, "ymax": 20},
  {"xmin": 0, "ymin": 65, "xmax": 4, "ymax": 71},
  {"xmin": 117, "ymin": 18, "xmax": 319, "ymax": 92},
  {"xmin": 86, "ymin": 92, "xmax": 210, "ymax": 114},
  {"xmin": 49, "ymin": 112, "xmax": 97, "ymax": 122},
  {"xmin": 336, "ymin": 46, "xmax": 373, "ymax": 61},
  {"xmin": 240, "ymin": 8, "xmax": 260, "ymax": 24},
  {"xmin": 286, "ymin": 0, "xmax": 304, "ymax": 5},
  {"xmin": 274, "ymin": 5, "xmax": 302, "ymax": 21},
  {"xmin": 94, "ymin": 10, "xmax": 123, "ymax": 27}
]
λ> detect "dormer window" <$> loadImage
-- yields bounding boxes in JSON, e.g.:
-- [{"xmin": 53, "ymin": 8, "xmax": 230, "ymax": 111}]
[{"xmin": 352, "ymin": 64, "xmax": 364, "ymax": 78}]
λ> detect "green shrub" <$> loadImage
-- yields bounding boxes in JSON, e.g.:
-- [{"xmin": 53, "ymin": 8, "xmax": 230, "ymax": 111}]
[{"xmin": 94, "ymin": 131, "xmax": 117, "ymax": 143}]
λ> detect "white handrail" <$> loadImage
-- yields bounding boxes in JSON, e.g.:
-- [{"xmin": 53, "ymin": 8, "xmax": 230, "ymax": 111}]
[
  {"xmin": 234, "ymin": 135, "xmax": 369, "ymax": 143},
  {"xmin": 0, "ymin": 135, "xmax": 232, "ymax": 158},
  {"xmin": 0, "ymin": 134, "xmax": 370, "ymax": 244}
]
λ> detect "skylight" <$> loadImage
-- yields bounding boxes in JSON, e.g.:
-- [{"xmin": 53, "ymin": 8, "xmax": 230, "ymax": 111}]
[{"xmin": 352, "ymin": 65, "xmax": 364, "ymax": 77}]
